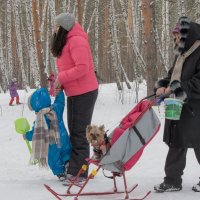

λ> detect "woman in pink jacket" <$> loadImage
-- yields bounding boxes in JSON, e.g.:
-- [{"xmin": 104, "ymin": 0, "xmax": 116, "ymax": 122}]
[{"xmin": 51, "ymin": 13, "xmax": 98, "ymax": 183}]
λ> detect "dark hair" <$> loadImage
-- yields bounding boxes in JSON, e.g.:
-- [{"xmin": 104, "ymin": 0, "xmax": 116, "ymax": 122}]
[{"xmin": 51, "ymin": 26, "xmax": 69, "ymax": 57}]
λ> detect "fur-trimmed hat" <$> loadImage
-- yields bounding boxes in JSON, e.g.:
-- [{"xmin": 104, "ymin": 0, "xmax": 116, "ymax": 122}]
[
  {"xmin": 55, "ymin": 13, "xmax": 75, "ymax": 31},
  {"xmin": 174, "ymin": 16, "xmax": 190, "ymax": 55}
]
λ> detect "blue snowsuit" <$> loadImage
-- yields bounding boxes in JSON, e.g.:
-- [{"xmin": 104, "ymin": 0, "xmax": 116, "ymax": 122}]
[{"xmin": 25, "ymin": 88, "xmax": 71, "ymax": 175}]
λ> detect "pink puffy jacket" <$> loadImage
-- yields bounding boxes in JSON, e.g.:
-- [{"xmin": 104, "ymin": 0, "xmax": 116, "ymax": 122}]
[{"xmin": 56, "ymin": 23, "xmax": 98, "ymax": 97}]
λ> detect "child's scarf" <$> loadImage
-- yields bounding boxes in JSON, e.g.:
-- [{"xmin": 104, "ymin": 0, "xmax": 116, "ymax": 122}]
[
  {"xmin": 30, "ymin": 107, "xmax": 60, "ymax": 167},
  {"xmin": 170, "ymin": 40, "xmax": 200, "ymax": 83}
]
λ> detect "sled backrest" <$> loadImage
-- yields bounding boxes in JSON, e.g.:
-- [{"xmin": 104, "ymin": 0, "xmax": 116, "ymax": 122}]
[
  {"xmin": 111, "ymin": 100, "xmax": 150, "ymax": 144},
  {"xmin": 100, "ymin": 99, "xmax": 160, "ymax": 173}
]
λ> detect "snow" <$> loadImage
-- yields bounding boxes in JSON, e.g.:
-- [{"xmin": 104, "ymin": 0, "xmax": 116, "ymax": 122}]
[{"xmin": 0, "ymin": 83, "xmax": 199, "ymax": 200}]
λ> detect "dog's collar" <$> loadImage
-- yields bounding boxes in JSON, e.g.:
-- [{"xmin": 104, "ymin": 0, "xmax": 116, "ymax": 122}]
[{"xmin": 93, "ymin": 146, "xmax": 101, "ymax": 153}]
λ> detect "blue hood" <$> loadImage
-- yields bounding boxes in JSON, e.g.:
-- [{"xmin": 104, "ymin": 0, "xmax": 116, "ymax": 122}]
[{"xmin": 28, "ymin": 88, "xmax": 51, "ymax": 112}]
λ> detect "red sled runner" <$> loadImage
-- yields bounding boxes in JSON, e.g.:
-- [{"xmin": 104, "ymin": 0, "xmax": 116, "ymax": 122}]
[{"xmin": 45, "ymin": 96, "xmax": 161, "ymax": 200}]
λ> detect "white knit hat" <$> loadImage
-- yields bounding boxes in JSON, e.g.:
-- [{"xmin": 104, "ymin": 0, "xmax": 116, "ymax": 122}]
[{"xmin": 55, "ymin": 13, "xmax": 75, "ymax": 31}]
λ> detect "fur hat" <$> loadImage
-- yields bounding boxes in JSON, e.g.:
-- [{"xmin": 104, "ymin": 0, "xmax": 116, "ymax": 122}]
[
  {"xmin": 175, "ymin": 16, "xmax": 190, "ymax": 55},
  {"xmin": 55, "ymin": 13, "xmax": 75, "ymax": 31}
]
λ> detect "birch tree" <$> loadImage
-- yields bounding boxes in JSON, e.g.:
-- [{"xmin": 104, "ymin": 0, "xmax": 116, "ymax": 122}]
[
  {"xmin": 94, "ymin": 0, "xmax": 100, "ymax": 72},
  {"xmin": 67, "ymin": 0, "xmax": 71, "ymax": 12},
  {"xmin": 111, "ymin": 0, "xmax": 131, "ymax": 89},
  {"xmin": 161, "ymin": 0, "xmax": 170, "ymax": 70},
  {"xmin": 62, "ymin": 0, "xmax": 67, "ymax": 12},
  {"xmin": 178, "ymin": 0, "xmax": 186, "ymax": 16},
  {"xmin": 196, "ymin": 0, "xmax": 200, "ymax": 23},
  {"xmin": 6, "ymin": 0, "xmax": 13, "ymax": 79},
  {"xmin": 119, "ymin": 0, "xmax": 146, "ymax": 70},
  {"xmin": 40, "ymin": 0, "xmax": 49, "ymax": 73},
  {"xmin": 108, "ymin": 0, "xmax": 122, "ymax": 90},
  {"xmin": 13, "ymin": 0, "xmax": 27, "ymax": 82},
  {"xmin": 25, "ymin": 0, "xmax": 40, "ymax": 87},
  {"xmin": 82, "ymin": 0, "xmax": 89, "ymax": 28},
  {"xmin": 0, "ymin": 28, "xmax": 8, "ymax": 91},
  {"xmin": 1, "ymin": 0, "xmax": 200, "ymax": 91}
]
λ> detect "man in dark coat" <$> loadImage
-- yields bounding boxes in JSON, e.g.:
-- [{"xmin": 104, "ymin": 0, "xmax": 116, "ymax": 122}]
[{"xmin": 154, "ymin": 16, "xmax": 200, "ymax": 192}]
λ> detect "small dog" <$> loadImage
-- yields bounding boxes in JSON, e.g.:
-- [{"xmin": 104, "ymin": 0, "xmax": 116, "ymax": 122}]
[{"xmin": 86, "ymin": 125, "xmax": 110, "ymax": 161}]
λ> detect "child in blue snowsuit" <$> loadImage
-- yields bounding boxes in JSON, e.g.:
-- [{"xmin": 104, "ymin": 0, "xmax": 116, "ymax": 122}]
[{"xmin": 25, "ymin": 87, "xmax": 71, "ymax": 181}]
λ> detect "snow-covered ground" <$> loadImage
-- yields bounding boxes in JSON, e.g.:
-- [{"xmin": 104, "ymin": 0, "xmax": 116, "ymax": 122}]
[{"xmin": 0, "ymin": 83, "xmax": 199, "ymax": 200}]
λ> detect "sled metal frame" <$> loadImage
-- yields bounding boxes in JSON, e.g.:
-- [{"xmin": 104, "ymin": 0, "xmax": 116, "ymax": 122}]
[
  {"xmin": 44, "ymin": 159, "xmax": 151, "ymax": 200},
  {"xmin": 44, "ymin": 96, "xmax": 158, "ymax": 200}
]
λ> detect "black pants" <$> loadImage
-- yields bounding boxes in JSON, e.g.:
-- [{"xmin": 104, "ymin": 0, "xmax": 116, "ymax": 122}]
[
  {"xmin": 67, "ymin": 89, "xmax": 98, "ymax": 177},
  {"xmin": 164, "ymin": 147, "xmax": 200, "ymax": 185}
]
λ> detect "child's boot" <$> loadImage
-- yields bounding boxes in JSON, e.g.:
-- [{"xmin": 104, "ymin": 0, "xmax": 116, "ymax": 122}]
[
  {"xmin": 16, "ymin": 96, "xmax": 22, "ymax": 104},
  {"xmin": 9, "ymin": 98, "xmax": 14, "ymax": 106},
  {"xmin": 57, "ymin": 173, "xmax": 66, "ymax": 182}
]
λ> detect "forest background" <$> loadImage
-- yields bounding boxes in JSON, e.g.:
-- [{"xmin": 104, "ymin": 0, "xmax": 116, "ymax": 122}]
[{"xmin": 0, "ymin": 0, "xmax": 200, "ymax": 96}]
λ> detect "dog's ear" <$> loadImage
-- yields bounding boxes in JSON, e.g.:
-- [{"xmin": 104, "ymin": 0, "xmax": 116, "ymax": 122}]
[
  {"xmin": 86, "ymin": 125, "xmax": 92, "ymax": 132},
  {"xmin": 99, "ymin": 125, "xmax": 105, "ymax": 132}
]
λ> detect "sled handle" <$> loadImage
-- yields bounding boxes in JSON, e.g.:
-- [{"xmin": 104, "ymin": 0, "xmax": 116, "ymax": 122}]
[
  {"xmin": 143, "ymin": 93, "xmax": 156, "ymax": 100},
  {"xmin": 144, "ymin": 91, "xmax": 173, "ymax": 100}
]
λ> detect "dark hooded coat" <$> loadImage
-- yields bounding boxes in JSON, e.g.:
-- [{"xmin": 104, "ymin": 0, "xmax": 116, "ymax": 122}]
[{"xmin": 156, "ymin": 17, "xmax": 200, "ymax": 148}]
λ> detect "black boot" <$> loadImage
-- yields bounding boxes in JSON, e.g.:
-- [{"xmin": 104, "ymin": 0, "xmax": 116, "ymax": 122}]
[
  {"xmin": 154, "ymin": 182, "xmax": 182, "ymax": 193},
  {"xmin": 192, "ymin": 178, "xmax": 200, "ymax": 192}
]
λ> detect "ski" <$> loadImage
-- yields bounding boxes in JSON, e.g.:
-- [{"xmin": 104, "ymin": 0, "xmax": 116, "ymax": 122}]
[
  {"xmin": 44, "ymin": 183, "xmax": 139, "ymax": 199},
  {"xmin": 117, "ymin": 191, "xmax": 151, "ymax": 200}
]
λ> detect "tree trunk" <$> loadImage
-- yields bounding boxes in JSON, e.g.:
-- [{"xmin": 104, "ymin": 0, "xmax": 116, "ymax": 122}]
[
  {"xmin": 32, "ymin": 0, "xmax": 47, "ymax": 87},
  {"xmin": 13, "ymin": 0, "xmax": 27, "ymax": 83},
  {"xmin": 82, "ymin": 0, "xmax": 89, "ymax": 29},
  {"xmin": 161, "ymin": 0, "xmax": 170, "ymax": 70},
  {"xmin": 142, "ymin": 0, "xmax": 157, "ymax": 96},
  {"xmin": 111, "ymin": 0, "xmax": 131, "ymax": 89},
  {"xmin": 94, "ymin": 0, "xmax": 100, "ymax": 72},
  {"xmin": 178, "ymin": 0, "xmax": 186, "ymax": 16},
  {"xmin": 196, "ymin": 0, "xmax": 200, "ymax": 23},
  {"xmin": 6, "ymin": 0, "xmax": 13, "ymax": 79},
  {"xmin": 77, "ymin": 0, "xmax": 82, "ymax": 25}
]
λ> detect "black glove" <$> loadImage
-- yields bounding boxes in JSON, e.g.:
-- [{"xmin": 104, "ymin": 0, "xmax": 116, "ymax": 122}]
[{"xmin": 170, "ymin": 80, "xmax": 187, "ymax": 102}]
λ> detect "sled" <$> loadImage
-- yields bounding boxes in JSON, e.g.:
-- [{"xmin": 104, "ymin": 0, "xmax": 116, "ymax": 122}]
[
  {"xmin": 44, "ymin": 162, "xmax": 150, "ymax": 200},
  {"xmin": 45, "ymin": 95, "xmax": 160, "ymax": 200}
]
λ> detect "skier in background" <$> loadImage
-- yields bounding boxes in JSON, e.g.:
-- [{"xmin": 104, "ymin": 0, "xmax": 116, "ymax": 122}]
[{"xmin": 9, "ymin": 78, "xmax": 21, "ymax": 106}]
